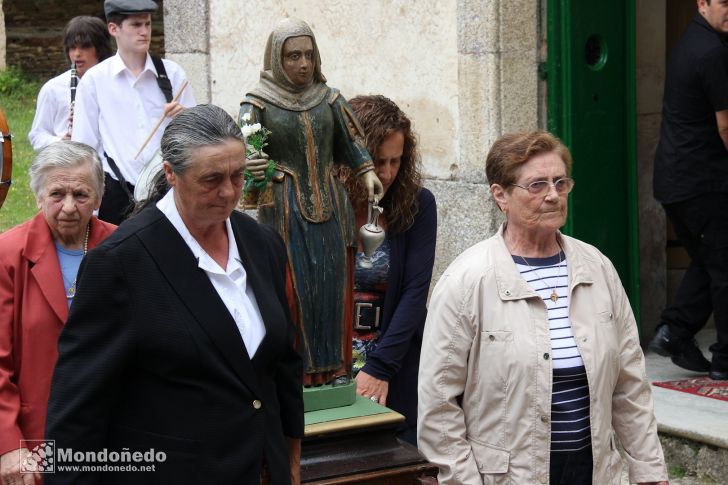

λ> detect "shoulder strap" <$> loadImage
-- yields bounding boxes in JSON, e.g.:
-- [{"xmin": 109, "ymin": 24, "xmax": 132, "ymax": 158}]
[
  {"xmin": 104, "ymin": 152, "xmax": 134, "ymax": 200},
  {"xmin": 151, "ymin": 56, "xmax": 173, "ymax": 103}
]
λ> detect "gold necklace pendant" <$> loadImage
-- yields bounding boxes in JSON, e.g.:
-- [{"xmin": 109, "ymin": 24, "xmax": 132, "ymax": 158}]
[{"xmin": 516, "ymin": 241, "xmax": 564, "ymax": 305}]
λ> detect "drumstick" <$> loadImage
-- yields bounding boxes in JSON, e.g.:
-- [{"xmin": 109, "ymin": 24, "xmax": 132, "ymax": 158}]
[{"xmin": 134, "ymin": 80, "xmax": 189, "ymax": 160}]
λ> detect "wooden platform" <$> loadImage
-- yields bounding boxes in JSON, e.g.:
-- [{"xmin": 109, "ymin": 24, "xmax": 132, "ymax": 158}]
[{"xmin": 301, "ymin": 396, "xmax": 438, "ymax": 484}]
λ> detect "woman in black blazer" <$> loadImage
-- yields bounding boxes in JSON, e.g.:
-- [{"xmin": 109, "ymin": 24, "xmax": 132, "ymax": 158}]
[{"xmin": 45, "ymin": 104, "xmax": 303, "ymax": 485}]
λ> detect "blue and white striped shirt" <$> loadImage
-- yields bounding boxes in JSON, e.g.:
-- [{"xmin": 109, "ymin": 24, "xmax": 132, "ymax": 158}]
[{"xmin": 513, "ymin": 252, "xmax": 591, "ymax": 453}]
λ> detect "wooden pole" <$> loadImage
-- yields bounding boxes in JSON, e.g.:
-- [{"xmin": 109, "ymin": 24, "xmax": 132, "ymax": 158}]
[{"xmin": 133, "ymin": 80, "xmax": 189, "ymax": 160}]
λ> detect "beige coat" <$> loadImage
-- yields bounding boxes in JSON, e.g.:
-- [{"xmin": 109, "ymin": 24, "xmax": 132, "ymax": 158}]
[{"xmin": 418, "ymin": 226, "xmax": 667, "ymax": 484}]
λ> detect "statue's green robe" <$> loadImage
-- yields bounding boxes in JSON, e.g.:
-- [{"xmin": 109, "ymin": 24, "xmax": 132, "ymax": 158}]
[{"xmin": 240, "ymin": 88, "xmax": 373, "ymax": 380}]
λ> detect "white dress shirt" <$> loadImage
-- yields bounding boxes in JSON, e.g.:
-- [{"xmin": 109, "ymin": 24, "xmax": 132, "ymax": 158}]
[
  {"xmin": 72, "ymin": 53, "xmax": 196, "ymax": 185},
  {"xmin": 29, "ymin": 70, "xmax": 72, "ymax": 150},
  {"xmin": 157, "ymin": 189, "xmax": 266, "ymax": 357}
]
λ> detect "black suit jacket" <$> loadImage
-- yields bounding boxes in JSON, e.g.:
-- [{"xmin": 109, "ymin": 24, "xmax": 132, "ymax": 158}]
[{"xmin": 45, "ymin": 207, "xmax": 303, "ymax": 485}]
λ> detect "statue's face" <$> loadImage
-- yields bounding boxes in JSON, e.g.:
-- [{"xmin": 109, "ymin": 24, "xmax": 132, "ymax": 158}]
[{"xmin": 282, "ymin": 35, "xmax": 314, "ymax": 86}]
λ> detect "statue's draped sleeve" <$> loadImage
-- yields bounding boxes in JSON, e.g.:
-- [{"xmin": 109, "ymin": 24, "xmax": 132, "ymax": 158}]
[{"xmin": 329, "ymin": 89, "xmax": 374, "ymax": 176}]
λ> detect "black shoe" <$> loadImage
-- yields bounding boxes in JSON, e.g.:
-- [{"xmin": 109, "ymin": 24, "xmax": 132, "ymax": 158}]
[
  {"xmin": 649, "ymin": 325, "xmax": 711, "ymax": 372},
  {"xmin": 709, "ymin": 369, "xmax": 728, "ymax": 380},
  {"xmin": 648, "ymin": 325, "xmax": 682, "ymax": 357},
  {"xmin": 671, "ymin": 346, "xmax": 711, "ymax": 373}
]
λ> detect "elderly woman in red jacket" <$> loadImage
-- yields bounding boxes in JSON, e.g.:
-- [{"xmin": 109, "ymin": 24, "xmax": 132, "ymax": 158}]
[{"xmin": 0, "ymin": 141, "xmax": 115, "ymax": 484}]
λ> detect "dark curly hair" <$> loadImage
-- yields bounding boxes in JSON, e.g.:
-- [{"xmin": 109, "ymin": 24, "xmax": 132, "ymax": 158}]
[{"xmin": 337, "ymin": 95, "xmax": 422, "ymax": 235}]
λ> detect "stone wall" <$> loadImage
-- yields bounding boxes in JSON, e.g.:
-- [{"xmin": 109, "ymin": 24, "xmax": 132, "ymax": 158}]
[
  {"xmin": 165, "ymin": 0, "xmax": 540, "ymax": 282},
  {"xmin": 636, "ymin": 0, "xmax": 666, "ymax": 338},
  {"xmin": 163, "ymin": 0, "xmax": 209, "ymax": 104},
  {"xmin": 3, "ymin": 0, "xmax": 165, "ymax": 79}
]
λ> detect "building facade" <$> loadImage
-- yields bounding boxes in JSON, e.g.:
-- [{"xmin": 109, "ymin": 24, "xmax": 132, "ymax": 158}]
[{"xmin": 164, "ymin": 0, "xmax": 540, "ymax": 284}]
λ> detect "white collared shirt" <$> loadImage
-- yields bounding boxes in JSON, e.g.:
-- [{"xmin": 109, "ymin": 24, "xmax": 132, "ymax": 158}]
[
  {"xmin": 29, "ymin": 69, "xmax": 72, "ymax": 150},
  {"xmin": 72, "ymin": 52, "xmax": 196, "ymax": 185},
  {"xmin": 157, "ymin": 189, "xmax": 266, "ymax": 357}
]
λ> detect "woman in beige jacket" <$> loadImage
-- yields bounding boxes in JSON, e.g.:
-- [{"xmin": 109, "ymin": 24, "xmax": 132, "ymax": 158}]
[{"xmin": 418, "ymin": 131, "xmax": 668, "ymax": 485}]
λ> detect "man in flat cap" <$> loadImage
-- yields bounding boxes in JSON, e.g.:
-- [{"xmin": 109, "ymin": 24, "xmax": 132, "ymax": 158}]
[{"xmin": 72, "ymin": 0, "xmax": 196, "ymax": 225}]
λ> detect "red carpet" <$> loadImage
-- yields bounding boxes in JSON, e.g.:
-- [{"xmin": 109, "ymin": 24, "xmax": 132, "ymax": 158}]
[{"xmin": 653, "ymin": 377, "xmax": 728, "ymax": 402}]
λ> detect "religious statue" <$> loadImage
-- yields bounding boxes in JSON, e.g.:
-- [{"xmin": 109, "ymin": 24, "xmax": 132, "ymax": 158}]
[{"xmin": 240, "ymin": 18, "xmax": 383, "ymax": 386}]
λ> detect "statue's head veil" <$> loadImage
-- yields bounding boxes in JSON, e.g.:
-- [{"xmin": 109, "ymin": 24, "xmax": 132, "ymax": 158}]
[{"xmin": 249, "ymin": 18, "xmax": 329, "ymax": 111}]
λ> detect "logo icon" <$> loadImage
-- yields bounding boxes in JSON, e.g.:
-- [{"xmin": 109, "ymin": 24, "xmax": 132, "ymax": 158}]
[{"xmin": 20, "ymin": 440, "xmax": 55, "ymax": 473}]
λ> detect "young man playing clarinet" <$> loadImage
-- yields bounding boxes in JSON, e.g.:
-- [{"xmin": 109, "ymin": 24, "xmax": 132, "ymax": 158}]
[
  {"xmin": 29, "ymin": 16, "xmax": 113, "ymax": 150},
  {"xmin": 73, "ymin": 0, "xmax": 196, "ymax": 224}
]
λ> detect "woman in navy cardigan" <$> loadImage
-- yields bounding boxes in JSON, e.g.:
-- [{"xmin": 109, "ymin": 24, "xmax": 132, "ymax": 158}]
[{"xmin": 338, "ymin": 95, "xmax": 437, "ymax": 445}]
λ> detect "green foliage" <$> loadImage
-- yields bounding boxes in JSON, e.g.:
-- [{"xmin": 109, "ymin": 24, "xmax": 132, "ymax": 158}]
[
  {"xmin": 667, "ymin": 464, "xmax": 687, "ymax": 479},
  {"xmin": 0, "ymin": 67, "xmax": 27, "ymax": 96},
  {"xmin": 240, "ymin": 121, "xmax": 276, "ymax": 196},
  {"xmin": 243, "ymin": 159, "xmax": 276, "ymax": 194},
  {"xmin": 0, "ymin": 68, "xmax": 41, "ymax": 232}
]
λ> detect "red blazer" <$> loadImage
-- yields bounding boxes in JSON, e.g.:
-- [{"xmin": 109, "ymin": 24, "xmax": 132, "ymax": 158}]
[{"xmin": 0, "ymin": 213, "xmax": 115, "ymax": 455}]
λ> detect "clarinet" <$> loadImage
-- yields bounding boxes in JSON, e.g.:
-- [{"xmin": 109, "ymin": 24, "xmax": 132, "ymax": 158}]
[{"xmin": 68, "ymin": 62, "xmax": 77, "ymax": 135}]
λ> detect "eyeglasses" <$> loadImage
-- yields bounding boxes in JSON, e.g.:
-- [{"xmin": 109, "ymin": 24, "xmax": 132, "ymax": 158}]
[{"xmin": 511, "ymin": 177, "xmax": 575, "ymax": 196}]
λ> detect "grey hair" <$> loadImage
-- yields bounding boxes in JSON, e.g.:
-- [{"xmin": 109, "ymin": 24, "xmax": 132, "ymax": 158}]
[
  {"xmin": 161, "ymin": 104, "xmax": 245, "ymax": 175},
  {"xmin": 29, "ymin": 140, "xmax": 104, "ymax": 200},
  {"xmin": 131, "ymin": 104, "xmax": 245, "ymax": 215}
]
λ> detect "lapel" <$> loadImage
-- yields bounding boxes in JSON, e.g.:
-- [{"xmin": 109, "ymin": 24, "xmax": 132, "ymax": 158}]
[
  {"xmin": 492, "ymin": 227, "xmax": 538, "ymax": 302},
  {"xmin": 558, "ymin": 233, "xmax": 595, "ymax": 291},
  {"xmin": 492, "ymin": 225, "xmax": 595, "ymax": 302},
  {"xmin": 229, "ymin": 213, "xmax": 277, "ymax": 367},
  {"xmin": 25, "ymin": 213, "xmax": 68, "ymax": 323},
  {"xmin": 136, "ymin": 208, "xmax": 262, "ymax": 396}
]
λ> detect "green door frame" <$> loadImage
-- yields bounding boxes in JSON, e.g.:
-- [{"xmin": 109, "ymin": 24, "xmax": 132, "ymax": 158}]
[{"xmin": 546, "ymin": 0, "xmax": 641, "ymax": 329}]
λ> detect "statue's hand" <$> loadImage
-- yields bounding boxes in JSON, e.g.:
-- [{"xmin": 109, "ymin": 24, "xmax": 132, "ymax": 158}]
[
  {"xmin": 359, "ymin": 170, "xmax": 384, "ymax": 202},
  {"xmin": 246, "ymin": 151, "xmax": 269, "ymax": 181}
]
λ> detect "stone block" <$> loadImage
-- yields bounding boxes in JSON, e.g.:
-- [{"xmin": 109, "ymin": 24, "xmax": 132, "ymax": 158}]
[
  {"xmin": 456, "ymin": 49, "xmax": 539, "ymax": 187},
  {"xmin": 499, "ymin": 0, "xmax": 538, "ymax": 53},
  {"xmin": 165, "ymin": 52, "xmax": 210, "ymax": 104},
  {"xmin": 424, "ymin": 179, "xmax": 501, "ymax": 285},
  {"xmin": 163, "ymin": 0, "xmax": 208, "ymax": 53},
  {"xmin": 499, "ymin": 51, "xmax": 539, "ymax": 133},
  {"xmin": 457, "ymin": 0, "xmax": 494, "ymax": 54},
  {"xmin": 457, "ymin": 53, "xmax": 496, "ymax": 184}
]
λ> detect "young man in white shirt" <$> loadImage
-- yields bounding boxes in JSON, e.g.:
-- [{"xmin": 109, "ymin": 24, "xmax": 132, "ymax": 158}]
[
  {"xmin": 28, "ymin": 16, "xmax": 113, "ymax": 150},
  {"xmin": 72, "ymin": 0, "xmax": 196, "ymax": 224}
]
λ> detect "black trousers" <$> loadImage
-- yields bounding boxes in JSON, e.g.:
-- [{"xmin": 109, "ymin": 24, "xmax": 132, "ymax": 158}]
[
  {"xmin": 661, "ymin": 193, "xmax": 728, "ymax": 371},
  {"xmin": 99, "ymin": 172, "xmax": 135, "ymax": 226},
  {"xmin": 550, "ymin": 446, "xmax": 593, "ymax": 485}
]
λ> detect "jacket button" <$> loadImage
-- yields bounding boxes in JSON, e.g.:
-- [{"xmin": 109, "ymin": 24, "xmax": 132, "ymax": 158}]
[
  {"xmin": 543, "ymin": 353, "xmax": 550, "ymax": 360},
  {"xmin": 489, "ymin": 334, "xmax": 495, "ymax": 341},
  {"xmin": 581, "ymin": 336, "xmax": 588, "ymax": 342},
  {"xmin": 540, "ymin": 474, "xmax": 549, "ymax": 484},
  {"xmin": 504, "ymin": 289, "xmax": 511, "ymax": 296},
  {"xmin": 540, "ymin": 414, "xmax": 549, "ymax": 423},
  {"xmin": 253, "ymin": 399, "xmax": 262, "ymax": 409}
]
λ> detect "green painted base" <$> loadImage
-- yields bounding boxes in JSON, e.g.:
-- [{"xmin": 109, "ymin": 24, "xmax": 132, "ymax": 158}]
[
  {"xmin": 305, "ymin": 393, "xmax": 394, "ymax": 427},
  {"xmin": 303, "ymin": 381, "xmax": 357, "ymax": 412}
]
